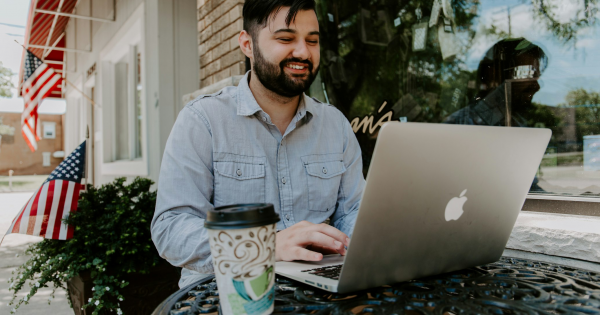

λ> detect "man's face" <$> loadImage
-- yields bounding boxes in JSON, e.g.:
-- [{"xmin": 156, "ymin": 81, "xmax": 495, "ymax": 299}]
[{"xmin": 252, "ymin": 7, "xmax": 320, "ymax": 97}]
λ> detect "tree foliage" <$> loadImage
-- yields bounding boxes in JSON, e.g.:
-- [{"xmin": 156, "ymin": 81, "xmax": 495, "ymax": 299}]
[
  {"xmin": 7, "ymin": 177, "xmax": 163, "ymax": 315},
  {"xmin": 562, "ymin": 88, "xmax": 600, "ymax": 142},
  {"xmin": 0, "ymin": 61, "xmax": 15, "ymax": 98}
]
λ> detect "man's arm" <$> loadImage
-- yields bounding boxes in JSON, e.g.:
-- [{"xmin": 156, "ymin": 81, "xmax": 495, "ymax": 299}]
[
  {"xmin": 331, "ymin": 113, "xmax": 366, "ymax": 238},
  {"xmin": 151, "ymin": 105, "xmax": 215, "ymax": 274}
]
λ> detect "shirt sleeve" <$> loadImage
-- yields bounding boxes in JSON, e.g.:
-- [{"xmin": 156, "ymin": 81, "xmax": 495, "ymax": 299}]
[
  {"xmin": 151, "ymin": 104, "xmax": 215, "ymax": 274},
  {"xmin": 331, "ymin": 112, "xmax": 365, "ymax": 238}
]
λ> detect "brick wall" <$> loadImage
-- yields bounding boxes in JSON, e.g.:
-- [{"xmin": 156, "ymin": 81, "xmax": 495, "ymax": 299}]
[
  {"xmin": 198, "ymin": 0, "xmax": 247, "ymax": 88},
  {"xmin": 0, "ymin": 112, "xmax": 64, "ymax": 175}
]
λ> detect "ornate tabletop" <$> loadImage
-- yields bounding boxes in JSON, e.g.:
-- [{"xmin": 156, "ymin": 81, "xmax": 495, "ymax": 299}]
[{"xmin": 154, "ymin": 256, "xmax": 600, "ymax": 315}]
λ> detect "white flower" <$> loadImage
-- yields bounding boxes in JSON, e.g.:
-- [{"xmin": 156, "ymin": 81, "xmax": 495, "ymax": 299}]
[
  {"xmin": 35, "ymin": 282, "xmax": 40, "ymax": 287},
  {"xmin": 58, "ymin": 257, "xmax": 62, "ymax": 260},
  {"xmin": 15, "ymin": 254, "xmax": 19, "ymax": 257},
  {"xmin": 23, "ymin": 296, "xmax": 28, "ymax": 302},
  {"xmin": 27, "ymin": 266, "xmax": 31, "ymax": 270},
  {"xmin": 94, "ymin": 300, "xmax": 99, "ymax": 306},
  {"xmin": 19, "ymin": 275, "xmax": 23, "ymax": 279},
  {"xmin": 121, "ymin": 280, "xmax": 125, "ymax": 283},
  {"xmin": 102, "ymin": 268, "xmax": 106, "ymax": 271},
  {"xmin": 105, "ymin": 287, "xmax": 110, "ymax": 291},
  {"xmin": 118, "ymin": 297, "xmax": 123, "ymax": 301},
  {"xmin": 88, "ymin": 298, "xmax": 92, "ymax": 303},
  {"xmin": 92, "ymin": 287, "xmax": 95, "ymax": 291},
  {"xmin": 116, "ymin": 308, "xmax": 123, "ymax": 315},
  {"xmin": 12, "ymin": 308, "xmax": 16, "ymax": 313}
]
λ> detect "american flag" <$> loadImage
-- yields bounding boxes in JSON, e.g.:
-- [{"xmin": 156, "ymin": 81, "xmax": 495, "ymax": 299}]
[
  {"xmin": 21, "ymin": 50, "xmax": 62, "ymax": 152},
  {"xmin": 6, "ymin": 141, "xmax": 86, "ymax": 240}
]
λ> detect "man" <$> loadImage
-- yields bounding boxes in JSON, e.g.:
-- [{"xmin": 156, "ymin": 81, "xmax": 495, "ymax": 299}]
[{"xmin": 151, "ymin": 0, "xmax": 366, "ymax": 287}]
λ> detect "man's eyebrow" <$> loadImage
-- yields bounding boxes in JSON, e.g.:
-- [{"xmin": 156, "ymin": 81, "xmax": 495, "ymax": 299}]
[
  {"xmin": 272, "ymin": 29, "xmax": 320, "ymax": 36},
  {"xmin": 273, "ymin": 28, "xmax": 296, "ymax": 34}
]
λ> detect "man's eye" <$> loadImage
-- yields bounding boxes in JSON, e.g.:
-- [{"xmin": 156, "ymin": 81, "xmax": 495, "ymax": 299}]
[
  {"xmin": 277, "ymin": 38, "xmax": 292, "ymax": 42},
  {"xmin": 307, "ymin": 40, "xmax": 319, "ymax": 44}
]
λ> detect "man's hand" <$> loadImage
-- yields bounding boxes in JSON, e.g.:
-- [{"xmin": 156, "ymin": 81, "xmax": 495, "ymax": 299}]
[{"xmin": 276, "ymin": 221, "xmax": 350, "ymax": 262}]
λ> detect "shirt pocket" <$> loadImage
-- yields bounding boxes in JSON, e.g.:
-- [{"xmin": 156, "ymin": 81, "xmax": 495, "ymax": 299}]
[
  {"xmin": 301, "ymin": 154, "xmax": 346, "ymax": 212},
  {"xmin": 213, "ymin": 155, "xmax": 266, "ymax": 207}
]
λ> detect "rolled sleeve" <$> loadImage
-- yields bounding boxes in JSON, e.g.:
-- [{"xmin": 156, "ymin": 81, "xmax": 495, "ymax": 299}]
[
  {"xmin": 151, "ymin": 105, "xmax": 215, "ymax": 274},
  {"xmin": 331, "ymin": 113, "xmax": 365, "ymax": 238}
]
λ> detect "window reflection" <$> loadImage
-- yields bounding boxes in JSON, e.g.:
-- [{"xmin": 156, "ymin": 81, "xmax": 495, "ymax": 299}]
[{"xmin": 312, "ymin": 0, "xmax": 600, "ymax": 197}]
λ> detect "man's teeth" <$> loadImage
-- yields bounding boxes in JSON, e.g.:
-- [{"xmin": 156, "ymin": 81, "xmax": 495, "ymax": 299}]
[{"xmin": 288, "ymin": 64, "xmax": 305, "ymax": 70}]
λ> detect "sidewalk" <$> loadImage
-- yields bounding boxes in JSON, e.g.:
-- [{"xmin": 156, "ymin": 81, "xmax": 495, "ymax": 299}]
[{"xmin": 0, "ymin": 192, "xmax": 72, "ymax": 314}]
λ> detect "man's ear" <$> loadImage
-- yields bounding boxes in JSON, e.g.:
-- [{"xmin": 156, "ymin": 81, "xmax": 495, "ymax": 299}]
[{"xmin": 239, "ymin": 30, "xmax": 253, "ymax": 60}]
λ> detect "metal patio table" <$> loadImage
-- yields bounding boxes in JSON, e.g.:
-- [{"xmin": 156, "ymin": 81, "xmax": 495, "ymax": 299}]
[{"xmin": 152, "ymin": 256, "xmax": 600, "ymax": 315}]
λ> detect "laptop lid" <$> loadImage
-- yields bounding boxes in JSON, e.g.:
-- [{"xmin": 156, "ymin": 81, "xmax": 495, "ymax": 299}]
[{"xmin": 335, "ymin": 122, "xmax": 551, "ymax": 293}]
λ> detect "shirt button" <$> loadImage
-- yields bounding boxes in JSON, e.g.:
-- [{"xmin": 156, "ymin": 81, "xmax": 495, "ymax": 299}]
[
  {"xmin": 281, "ymin": 177, "xmax": 286, "ymax": 184},
  {"xmin": 237, "ymin": 169, "xmax": 242, "ymax": 176},
  {"xmin": 322, "ymin": 167, "xmax": 328, "ymax": 174},
  {"xmin": 285, "ymin": 214, "xmax": 290, "ymax": 220},
  {"xmin": 262, "ymin": 117, "xmax": 267, "ymax": 121}
]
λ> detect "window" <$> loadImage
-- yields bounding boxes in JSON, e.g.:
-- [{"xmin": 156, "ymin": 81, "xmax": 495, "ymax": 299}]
[
  {"xmin": 42, "ymin": 122, "xmax": 56, "ymax": 139},
  {"xmin": 99, "ymin": 3, "xmax": 147, "ymax": 176},
  {"xmin": 42, "ymin": 152, "xmax": 51, "ymax": 167},
  {"xmin": 312, "ymin": 0, "xmax": 600, "ymax": 200}
]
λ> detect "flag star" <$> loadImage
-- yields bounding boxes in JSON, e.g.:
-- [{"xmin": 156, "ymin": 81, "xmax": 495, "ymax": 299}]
[
  {"xmin": 62, "ymin": 170, "xmax": 66, "ymax": 173},
  {"xmin": 74, "ymin": 175, "xmax": 78, "ymax": 179},
  {"xmin": 70, "ymin": 171, "xmax": 74, "ymax": 174},
  {"xmin": 77, "ymin": 146, "xmax": 81, "ymax": 149},
  {"xmin": 66, "ymin": 174, "xmax": 70, "ymax": 178},
  {"xmin": 71, "ymin": 163, "xmax": 75, "ymax": 167},
  {"xmin": 76, "ymin": 153, "xmax": 80, "ymax": 156},
  {"xmin": 76, "ymin": 160, "xmax": 80, "ymax": 164},
  {"xmin": 75, "ymin": 167, "xmax": 79, "ymax": 171},
  {"xmin": 49, "ymin": 176, "xmax": 54, "ymax": 179},
  {"xmin": 67, "ymin": 166, "xmax": 71, "ymax": 170}
]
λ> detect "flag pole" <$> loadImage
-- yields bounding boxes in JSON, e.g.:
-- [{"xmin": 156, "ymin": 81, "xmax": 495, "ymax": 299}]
[{"xmin": 14, "ymin": 40, "xmax": 102, "ymax": 109}]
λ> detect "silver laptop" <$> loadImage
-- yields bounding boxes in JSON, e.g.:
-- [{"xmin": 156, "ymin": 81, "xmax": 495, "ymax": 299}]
[{"xmin": 276, "ymin": 122, "xmax": 551, "ymax": 293}]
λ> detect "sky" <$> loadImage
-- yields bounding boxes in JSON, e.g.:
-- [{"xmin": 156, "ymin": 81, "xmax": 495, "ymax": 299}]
[{"xmin": 0, "ymin": 0, "xmax": 66, "ymax": 114}]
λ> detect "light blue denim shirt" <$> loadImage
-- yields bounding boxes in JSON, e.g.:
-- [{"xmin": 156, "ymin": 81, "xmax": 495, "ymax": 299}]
[{"xmin": 151, "ymin": 71, "xmax": 365, "ymax": 286}]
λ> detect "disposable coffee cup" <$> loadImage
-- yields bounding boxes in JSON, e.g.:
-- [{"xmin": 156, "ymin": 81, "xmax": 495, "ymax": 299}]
[{"xmin": 205, "ymin": 203, "xmax": 280, "ymax": 315}]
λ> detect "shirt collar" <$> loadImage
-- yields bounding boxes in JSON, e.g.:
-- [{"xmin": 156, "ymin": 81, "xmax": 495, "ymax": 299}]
[{"xmin": 236, "ymin": 71, "xmax": 317, "ymax": 120}]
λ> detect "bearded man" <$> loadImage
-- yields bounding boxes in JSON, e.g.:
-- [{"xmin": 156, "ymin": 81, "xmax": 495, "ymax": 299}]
[{"xmin": 151, "ymin": 0, "xmax": 366, "ymax": 288}]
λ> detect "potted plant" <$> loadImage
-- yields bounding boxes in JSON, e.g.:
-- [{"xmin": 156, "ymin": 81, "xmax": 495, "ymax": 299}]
[{"xmin": 7, "ymin": 177, "xmax": 180, "ymax": 315}]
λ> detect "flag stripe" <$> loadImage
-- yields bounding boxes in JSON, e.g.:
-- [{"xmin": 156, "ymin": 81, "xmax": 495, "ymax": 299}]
[
  {"xmin": 52, "ymin": 180, "xmax": 70, "ymax": 240},
  {"xmin": 58, "ymin": 181, "xmax": 76, "ymax": 240},
  {"xmin": 39, "ymin": 181, "xmax": 55, "ymax": 238},
  {"xmin": 66, "ymin": 184, "xmax": 80, "ymax": 240},
  {"xmin": 32, "ymin": 183, "xmax": 50, "ymax": 236},
  {"xmin": 44, "ymin": 180, "xmax": 63, "ymax": 239},
  {"xmin": 23, "ymin": 189, "xmax": 42, "ymax": 235}
]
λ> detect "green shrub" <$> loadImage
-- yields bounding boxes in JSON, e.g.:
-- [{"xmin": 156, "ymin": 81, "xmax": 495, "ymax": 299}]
[{"xmin": 7, "ymin": 177, "xmax": 162, "ymax": 315}]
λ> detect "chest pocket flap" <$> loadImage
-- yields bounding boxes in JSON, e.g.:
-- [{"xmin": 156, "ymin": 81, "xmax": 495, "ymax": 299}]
[
  {"xmin": 214, "ymin": 161, "xmax": 265, "ymax": 180},
  {"xmin": 304, "ymin": 160, "xmax": 346, "ymax": 179}
]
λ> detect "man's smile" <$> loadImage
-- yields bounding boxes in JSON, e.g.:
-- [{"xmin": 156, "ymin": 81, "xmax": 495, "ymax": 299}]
[{"xmin": 285, "ymin": 62, "xmax": 309, "ymax": 74}]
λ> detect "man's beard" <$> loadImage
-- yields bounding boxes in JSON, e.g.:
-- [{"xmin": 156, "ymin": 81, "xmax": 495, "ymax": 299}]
[{"xmin": 252, "ymin": 43, "xmax": 319, "ymax": 98}]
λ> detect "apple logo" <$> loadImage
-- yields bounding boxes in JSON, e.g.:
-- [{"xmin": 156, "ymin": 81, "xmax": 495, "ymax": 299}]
[{"xmin": 445, "ymin": 189, "xmax": 468, "ymax": 221}]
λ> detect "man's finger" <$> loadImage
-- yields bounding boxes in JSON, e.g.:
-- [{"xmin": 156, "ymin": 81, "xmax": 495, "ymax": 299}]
[
  {"xmin": 293, "ymin": 247, "xmax": 323, "ymax": 261},
  {"xmin": 312, "ymin": 224, "xmax": 350, "ymax": 246},
  {"xmin": 306, "ymin": 232, "xmax": 346, "ymax": 253}
]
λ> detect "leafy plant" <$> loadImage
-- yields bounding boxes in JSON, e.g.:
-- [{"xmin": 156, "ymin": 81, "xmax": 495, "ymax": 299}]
[
  {"xmin": 0, "ymin": 61, "xmax": 15, "ymax": 98},
  {"xmin": 7, "ymin": 177, "xmax": 162, "ymax": 314}
]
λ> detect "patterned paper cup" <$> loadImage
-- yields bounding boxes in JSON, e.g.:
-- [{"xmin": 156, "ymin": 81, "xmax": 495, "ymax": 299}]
[{"xmin": 205, "ymin": 204, "xmax": 280, "ymax": 315}]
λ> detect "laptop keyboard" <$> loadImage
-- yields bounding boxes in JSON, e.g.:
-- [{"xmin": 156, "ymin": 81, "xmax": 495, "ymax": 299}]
[{"xmin": 301, "ymin": 264, "xmax": 343, "ymax": 280}]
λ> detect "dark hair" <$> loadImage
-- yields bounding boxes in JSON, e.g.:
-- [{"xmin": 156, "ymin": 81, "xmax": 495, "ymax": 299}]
[{"xmin": 243, "ymin": 0, "xmax": 316, "ymax": 39}]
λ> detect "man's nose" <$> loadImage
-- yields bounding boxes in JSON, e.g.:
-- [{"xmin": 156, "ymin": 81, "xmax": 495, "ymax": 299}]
[{"xmin": 292, "ymin": 40, "xmax": 310, "ymax": 61}]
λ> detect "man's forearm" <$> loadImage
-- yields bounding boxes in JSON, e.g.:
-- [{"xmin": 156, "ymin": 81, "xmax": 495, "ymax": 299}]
[{"xmin": 152, "ymin": 209, "xmax": 214, "ymax": 274}]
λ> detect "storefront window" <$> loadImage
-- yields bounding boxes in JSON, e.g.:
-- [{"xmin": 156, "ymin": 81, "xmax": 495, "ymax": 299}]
[{"xmin": 312, "ymin": 0, "xmax": 600, "ymax": 198}]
